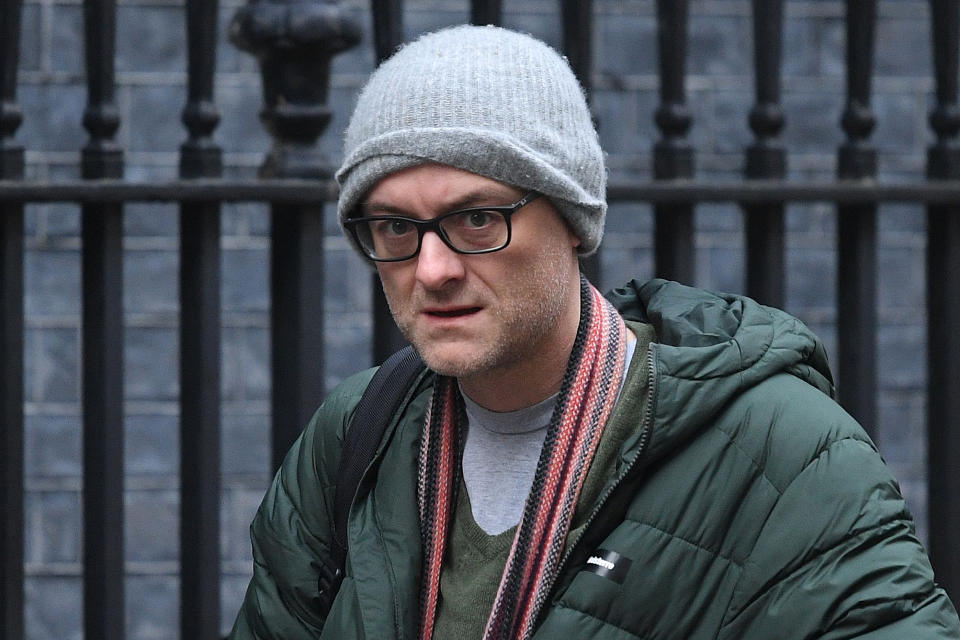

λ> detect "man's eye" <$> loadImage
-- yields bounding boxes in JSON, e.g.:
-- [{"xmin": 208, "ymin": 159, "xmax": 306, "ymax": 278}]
[
  {"xmin": 377, "ymin": 219, "xmax": 413, "ymax": 236},
  {"xmin": 464, "ymin": 211, "xmax": 494, "ymax": 228}
]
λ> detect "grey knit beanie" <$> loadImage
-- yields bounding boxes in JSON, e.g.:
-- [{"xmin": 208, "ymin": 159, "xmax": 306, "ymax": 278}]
[{"xmin": 335, "ymin": 24, "xmax": 606, "ymax": 256}]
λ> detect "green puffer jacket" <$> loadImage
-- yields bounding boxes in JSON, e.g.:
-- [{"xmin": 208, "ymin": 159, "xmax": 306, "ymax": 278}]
[{"xmin": 230, "ymin": 278, "xmax": 960, "ymax": 639}]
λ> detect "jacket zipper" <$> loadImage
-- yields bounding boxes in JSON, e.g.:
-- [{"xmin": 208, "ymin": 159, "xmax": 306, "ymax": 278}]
[{"xmin": 548, "ymin": 344, "xmax": 659, "ymax": 602}]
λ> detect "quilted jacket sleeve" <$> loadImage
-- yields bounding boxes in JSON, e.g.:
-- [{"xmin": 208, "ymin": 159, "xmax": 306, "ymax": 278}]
[
  {"xmin": 228, "ymin": 370, "xmax": 374, "ymax": 640},
  {"xmin": 719, "ymin": 432, "xmax": 960, "ymax": 639}
]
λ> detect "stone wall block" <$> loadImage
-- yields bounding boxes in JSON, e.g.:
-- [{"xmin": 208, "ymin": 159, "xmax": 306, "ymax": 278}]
[
  {"xmin": 783, "ymin": 17, "xmax": 821, "ymax": 78},
  {"xmin": 599, "ymin": 246, "xmax": 654, "ymax": 294},
  {"xmin": 125, "ymin": 489, "xmax": 179, "ymax": 561},
  {"xmin": 688, "ymin": 15, "xmax": 750, "ymax": 77},
  {"xmin": 686, "ymin": 87, "xmax": 719, "ymax": 159},
  {"xmin": 221, "ymin": 575, "xmax": 251, "ymax": 635},
  {"xmin": 786, "ymin": 202, "xmax": 835, "ymax": 234},
  {"xmin": 25, "ymin": 327, "xmax": 80, "ymax": 403},
  {"xmin": 124, "ymin": 249, "xmax": 179, "ymax": 314},
  {"xmin": 221, "ymin": 326, "xmax": 270, "ymax": 401},
  {"xmin": 605, "ymin": 201, "xmax": 652, "ymax": 234},
  {"xmin": 875, "ymin": 16, "xmax": 930, "ymax": 78},
  {"xmin": 404, "ymin": 7, "xmax": 471, "ymax": 42},
  {"xmin": 696, "ymin": 202, "xmax": 742, "ymax": 233},
  {"xmin": 125, "ymin": 327, "xmax": 179, "ymax": 401},
  {"xmin": 318, "ymin": 86, "xmax": 360, "ymax": 161},
  {"xmin": 783, "ymin": 91, "xmax": 843, "ymax": 153},
  {"xmin": 215, "ymin": 84, "xmax": 273, "ymax": 154},
  {"xmin": 24, "ymin": 415, "xmax": 82, "ymax": 477},
  {"xmin": 126, "ymin": 576, "xmax": 179, "ymax": 640},
  {"xmin": 877, "ymin": 244, "xmax": 925, "ymax": 313},
  {"xmin": 818, "ymin": 16, "xmax": 846, "ymax": 78},
  {"xmin": 596, "ymin": 14, "xmax": 656, "ymax": 77},
  {"xmin": 24, "ymin": 490, "xmax": 82, "ymax": 563},
  {"xmin": 124, "ymin": 203, "xmax": 178, "ymax": 237},
  {"xmin": 37, "ymin": 205, "xmax": 82, "ymax": 238},
  {"xmin": 222, "ymin": 202, "xmax": 270, "ymax": 237},
  {"xmin": 127, "ymin": 84, "xmax": 189, "ymax": 153},
  {"xmin": 786, "ymin": 245, "xmax": 837, "ymax": 313},
  {"xmin": 50, "ymin": 4, "xmax": 84, "ymax": 76},
  {"xmin": 593, "ymin": 89, "xmax": 647, "ymax": 155},
  {"xmin": 878, "ymin": 393, "xmax": 927, "ymax": 469},
  {"xmin": 896, "ymin": 477, "xmax": 928, "ymax": 545},
  {"xmin": 501, "ymin": 11, "xmax": 563, "ymax": 48},
  {"xmin": 879, "ymin": 203, "xmax": 926, "ymax": 233},
  {"xmin": 324, "ymin": 244, "xmax": 370, "ymax": 313},
  {"xmin": 25, "ymin": 577, "xmax": 83, "ymax": 640},
  {"xmin": 25, "ymin": 248, "xmax": 81, "ymax": 318},
  {"xmin": 18, "ymin": 85, "xmax": 87, "ymax": 153},
  {"xmin": 221, "ymin": 247, "xmax": 269, "ymax": 313},
  {"xmin": 696, "ymin": 245, "xmax": 745, "ymax": 294},
  {"xmin": 125, "ymin": 414, "xmax": 179, "ymax": 475},
  {"xmin": 711, "ymin": 90, "xmax": 754, "ymax": 156},
  {"xmin": 20, "ymin": 4, "xmax": 42, "ymax": 71},
  {"xmin": 323, "ymin": 321, "xmax": 372, "ymax": 392},
  {"xmin": 221, "ymin": 487, "xmax": 266, "ymax": 563},
  {"xmin": 117, "ymin": 5, "xmax": 187, "ymax": 73},
  {"xmin": 878, "ymin": 324, "xmax": 926, "ymax": 391},
  {"xmin": 221, "ymin": 413, "xmax": 269, "ymax": 477},
  {"xmin": 873, "ymin": 92, "xmax": 923, "ymax": 153}
]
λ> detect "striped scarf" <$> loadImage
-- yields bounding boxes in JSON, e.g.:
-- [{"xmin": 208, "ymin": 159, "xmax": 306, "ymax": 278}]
[{"xmin": 417, "ymin": 276, "xmax": 628, "ymax": 640}]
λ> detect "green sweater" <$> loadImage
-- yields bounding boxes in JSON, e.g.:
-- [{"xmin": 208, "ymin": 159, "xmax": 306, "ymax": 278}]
[{"xmin": 230, "ymin": 278, "xmax": 960, "ymax": 640}]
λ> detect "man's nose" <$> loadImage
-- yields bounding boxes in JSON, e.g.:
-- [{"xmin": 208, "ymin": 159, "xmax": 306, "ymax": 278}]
[{"xmin": 415, "ymin": 231, "xmax": 465, "ymax": 288}]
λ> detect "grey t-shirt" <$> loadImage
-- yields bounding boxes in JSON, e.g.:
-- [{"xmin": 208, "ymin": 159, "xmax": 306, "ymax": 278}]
[{"xmin": 460, "ymin": 336, "xmax": 638, "ymax": 535}]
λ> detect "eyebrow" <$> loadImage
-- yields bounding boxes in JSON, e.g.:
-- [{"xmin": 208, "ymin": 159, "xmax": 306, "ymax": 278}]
[{"xmin": 360, "ymin": 186, "xmax": 522, "ymax": 217}]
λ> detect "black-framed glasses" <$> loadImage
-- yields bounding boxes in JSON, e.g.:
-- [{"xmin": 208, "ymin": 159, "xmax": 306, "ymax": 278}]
[{"xmin": 344, "ymin": 192, "xmax": 542, "ymax": 262}]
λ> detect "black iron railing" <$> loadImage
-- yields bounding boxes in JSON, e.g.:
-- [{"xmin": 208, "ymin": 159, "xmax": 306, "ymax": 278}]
[{"xmin": 1, "ymin": 0, "xmax": 959, "ymax": 638}]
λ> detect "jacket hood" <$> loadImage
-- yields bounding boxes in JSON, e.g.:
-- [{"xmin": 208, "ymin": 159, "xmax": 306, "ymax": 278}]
[{"xmin": 606, "ymin": 278, "xmax": 836, "ymax": 463}]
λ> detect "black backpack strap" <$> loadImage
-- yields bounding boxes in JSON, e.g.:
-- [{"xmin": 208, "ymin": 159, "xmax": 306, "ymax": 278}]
[{"xmin": 317, "ymin": 345, "xmax": 425, "ymax": 615}]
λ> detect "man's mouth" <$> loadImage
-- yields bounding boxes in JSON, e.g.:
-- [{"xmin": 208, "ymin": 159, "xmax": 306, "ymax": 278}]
[{"xmin": 424, "ymin": 307, "xmax": 482, "ymax": 318}]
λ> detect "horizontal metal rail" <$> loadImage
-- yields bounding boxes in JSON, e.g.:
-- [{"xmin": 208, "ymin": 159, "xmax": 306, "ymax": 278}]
[{"xmin": 4, "ymin": 179, "xmax": 960, "ymax": 204}]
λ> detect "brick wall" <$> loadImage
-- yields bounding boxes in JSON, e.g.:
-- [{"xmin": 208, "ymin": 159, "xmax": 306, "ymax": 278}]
[{"xmin": 17, "ymin": 0, "xmax": 935, "ymax": 637}]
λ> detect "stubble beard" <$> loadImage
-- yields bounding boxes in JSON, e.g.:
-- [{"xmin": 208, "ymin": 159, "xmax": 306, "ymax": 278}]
[{"xmin": 386, "ymin": 257, "xmax": 576, "ymax": 380}]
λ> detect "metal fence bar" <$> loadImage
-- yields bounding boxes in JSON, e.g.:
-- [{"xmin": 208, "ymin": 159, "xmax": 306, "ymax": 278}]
[
  {"xmin": 744, "ymin": 0, "xmax": 786, "ymax": 308},
  {"xmin": 80, "ymin": 210, "xmax": 125, "ymax": 640},
  {"xmin": 372, "ymin": 0, "xmax": 403, "ymax": 66},
  {"xmin": 269, "ymin": 210, "xmax": 326, "ymax": 468},
  {"xmin": 654, "ymin": 0, "xmax": 694, "ymax": 285},
  {"xmin": 179, "ymin": 0, "xmax": 223, "ymax": 633},
  {"xmin": 836, "ymin": 0, "xmax": 878, "ymax": 438},
  {"xmin": 0, "ymin": 0, "xmax": 24, "ymax": 635},
  {"xmin": 0, "ymin": 0, "xmax": 21, "ymax": 180},
  {"xmin": 561, "ymin": 0, "xmax": 600, "ymax": 285},
  {"xmin": 926, "ymin": 0, "xmax": 960, "ymax": 604},
  {"xmin": 471, "ymin": 0, "xmax": 501, "ymax": 26},
  {"xmin": 81, "ymin": 0, "xmax": 126, "ymax": 634},
  {"xmin": 0, "ymin": 203, "xmax": 23, "ymax": 640},
  {"xmin": 371, "ymin": 0, "xmax": 408, "ymax": 364},
  {"xmin": 231, "ymin": 0, "xmax": 360, "ymax": 469}
]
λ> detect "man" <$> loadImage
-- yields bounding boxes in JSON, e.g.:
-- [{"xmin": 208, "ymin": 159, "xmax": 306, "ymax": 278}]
[{"xmin": 230, "ymin": 25, "xmax": 960, "ymax": 639}]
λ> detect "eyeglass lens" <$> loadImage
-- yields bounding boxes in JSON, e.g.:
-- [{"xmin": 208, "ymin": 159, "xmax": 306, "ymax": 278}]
[{"xmin": 356, "ymin": 209, "xmax": 510, "ymax": 260}]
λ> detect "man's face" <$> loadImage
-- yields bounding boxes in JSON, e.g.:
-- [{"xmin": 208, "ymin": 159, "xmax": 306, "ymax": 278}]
[{"xmin": 364, "ymin": 164, "xmax": 582, "ymax": 382}]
